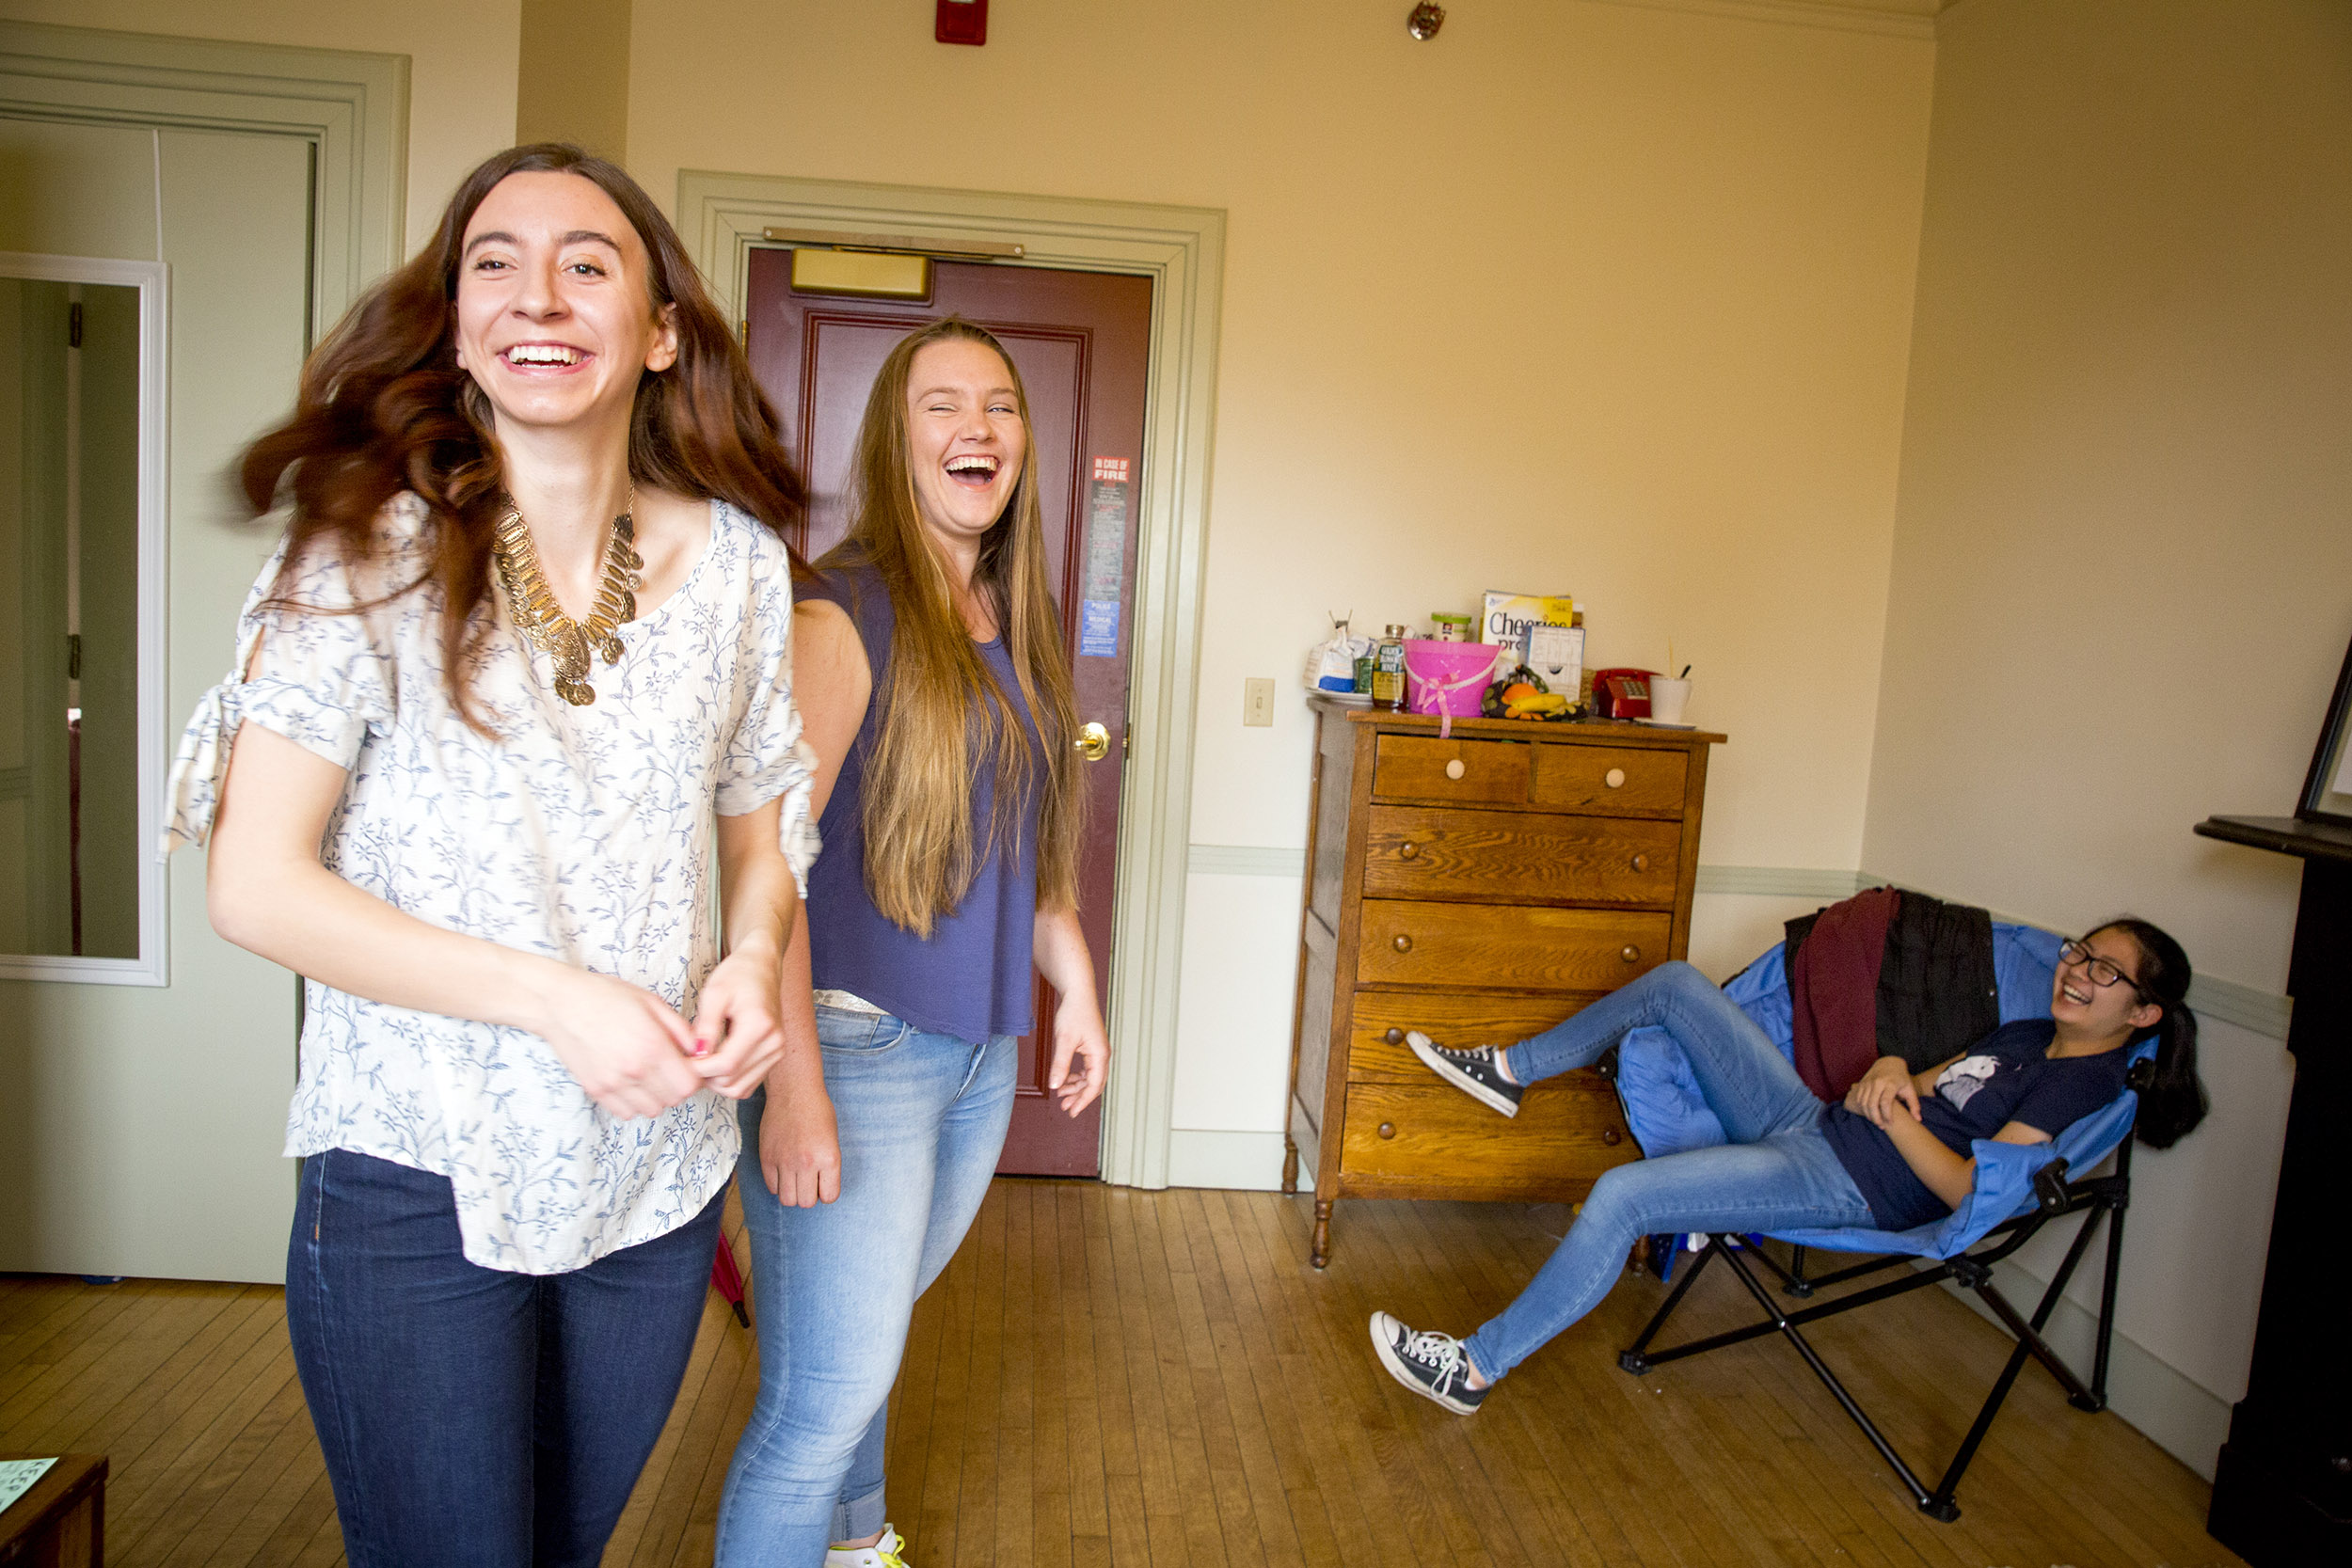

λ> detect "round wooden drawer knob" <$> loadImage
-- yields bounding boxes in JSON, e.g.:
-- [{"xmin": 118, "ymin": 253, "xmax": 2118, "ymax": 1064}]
[
  {"xmin": 1620, "ymin": 944, "xmax": 1642, "ymax": 964},
  {"xmin": 1378, "ymin": 1122, "xmax": 1398, "ymax": 1140},
  {"xmin": 1399, "ymin": 841, "xmax": 1421, "ymax": 860},
  {"xmin": 1605, "ymin": 768, "xmax": 1627, "ymax": 788},
  {"xmin": 1444, "ymin": 758, "xmax": 1467, "ymax": 781},
  {"xmin": 1630, "ymin": 853, "xmax": 1649, "ymax": 872},
  {"xmin": 1384, "ymin": 1027, "xmax": 1405, "ymax": 1044},
  {"xmin": 1392, "ymin": 934, "xmax": 1414, "ymax": 953},
  {"xmin": 1603, "ymin": 1127, "xmax": 1622, "ymax": 1147}
]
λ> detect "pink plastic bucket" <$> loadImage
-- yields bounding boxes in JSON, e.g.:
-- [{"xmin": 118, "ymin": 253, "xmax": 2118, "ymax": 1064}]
[{"xmin": 1404, "ymin": 640, "xmax": 1500, "ymax": 736}]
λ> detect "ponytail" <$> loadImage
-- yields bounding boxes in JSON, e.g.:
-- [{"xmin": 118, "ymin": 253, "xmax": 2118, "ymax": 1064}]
[{"xmin": 2091, "ymin": 917, "xmax": 2208, "ymax": 1149}]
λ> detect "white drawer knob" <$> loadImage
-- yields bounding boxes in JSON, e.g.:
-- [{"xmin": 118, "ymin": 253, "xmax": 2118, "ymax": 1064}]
[
  {"xmin": 1444, "ymin": 758, "xmax": 1466, "ymax": 781},
  {"xmin": 1605, "ymin": 768, "xmax": 1627, "ymax": 788}
]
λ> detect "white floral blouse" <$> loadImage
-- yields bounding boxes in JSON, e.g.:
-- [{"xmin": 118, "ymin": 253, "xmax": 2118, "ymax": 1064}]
[{"xmin": 165, "ymin": 493, "xmax": 819, "ymax": 1275}]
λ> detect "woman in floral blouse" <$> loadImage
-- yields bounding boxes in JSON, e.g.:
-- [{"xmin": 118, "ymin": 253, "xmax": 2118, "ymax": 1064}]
[{"xmin": 166, "ymin": 144, "xmax": 823, "ymax": 1566}]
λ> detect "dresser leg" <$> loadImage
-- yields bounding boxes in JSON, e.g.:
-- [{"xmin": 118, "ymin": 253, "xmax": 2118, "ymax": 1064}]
[
  {"xmin": 1281, "ymin": 1137, "xmax": 1299, "ymax": 1194},
  {"xmin": 1311, "ymin": 1200, "xmax": 1332, "ymax": 1269}
]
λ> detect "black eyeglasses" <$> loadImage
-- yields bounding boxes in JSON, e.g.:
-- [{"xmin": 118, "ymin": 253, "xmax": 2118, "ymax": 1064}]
[{"xmin": 2058, "ymin": 939, "xmax": 2148, "ymax": 997}]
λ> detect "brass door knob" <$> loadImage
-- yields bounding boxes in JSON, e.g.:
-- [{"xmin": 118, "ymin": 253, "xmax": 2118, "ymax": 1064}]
[
  {"xmin": 1605, "ymin": 767, "xmax": 1627, "ymax": 788},
  {"xmin": 1399, "ymin": 841, "xmax": 1421, "ymax": 860},
  {"xmin": 1377, "ymin": 1122, "xmax": 1397, "ymax": 1140},
  {"xmin": 1603, "ymin": 1127, "xmax": 1622, "ymax": 1147},
  {"xmin": 1630, "ymin": 853, "xmax": 1649, "ymax": 872},
  {"xmin": 1392, "ymin": 934, "xmax": 1414, "ymax": 954},
  {"xmin": 1620, "ymin": 944, "xmax": 1641, "ymax": 964},
  {"xmin": 1384, "ymin": 1027, "xmax": 1405, "ymax": 1044},
  {"xmin": 1076, "ymin": 721, "xmax": 1110, "ymax": 761},
  {"xmin": 1444, "ymin": 758, "xmax": 1467, "ymax": 781}
]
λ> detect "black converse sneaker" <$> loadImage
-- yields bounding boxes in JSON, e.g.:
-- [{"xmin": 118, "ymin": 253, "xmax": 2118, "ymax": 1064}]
[
  {"xmin": 1406, "ymin": 1032, "xmax": 1524, "ymax": 1117},
  {"xmin": 1370, "ymin": 1311, "xmax": 1487, "ymax": 1414}
]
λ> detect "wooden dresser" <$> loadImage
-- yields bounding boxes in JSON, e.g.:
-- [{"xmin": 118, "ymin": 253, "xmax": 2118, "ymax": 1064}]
[{"xmin": 1283, "ymin": 697, "xmax": 1724, "ymax": 1267}]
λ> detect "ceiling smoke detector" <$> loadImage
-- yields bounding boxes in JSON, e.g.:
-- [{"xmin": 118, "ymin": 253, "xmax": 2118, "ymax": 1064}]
[{"xmin": 1406, "ymin": 4, "xmax": 1446, "ymax": 41}]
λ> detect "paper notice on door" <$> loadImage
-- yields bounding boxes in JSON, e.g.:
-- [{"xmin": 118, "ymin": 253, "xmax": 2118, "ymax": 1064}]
[
  {"xmin": 1080, "ymin": 599, "xmax": 1120, "ymax": 657},
  {"xmin": 0, "ymin": 1458, "xmax": 56, "ymax": 1514},
  {"xmin": 1081, "ymin": 456, "xmax": 1131, "ymax": 657}
]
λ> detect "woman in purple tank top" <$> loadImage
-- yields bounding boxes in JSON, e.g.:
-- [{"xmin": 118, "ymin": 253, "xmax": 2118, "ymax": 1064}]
[{"xmin": 717, "ymin": 318, "xmax": 1108, "ymax": 1568}]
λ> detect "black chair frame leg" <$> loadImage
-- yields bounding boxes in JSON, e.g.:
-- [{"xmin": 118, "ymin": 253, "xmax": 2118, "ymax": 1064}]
[{"xmin": 1614, "ymin": 1182, "xmax": 2127, "ymax": 1523}]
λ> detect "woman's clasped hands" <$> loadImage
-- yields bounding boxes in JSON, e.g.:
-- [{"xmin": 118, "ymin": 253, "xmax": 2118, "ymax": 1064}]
[
  {"xmin": 1841, "ymin": 1055, "xmax": 1923, "ymax": 1129},
  {"xmin": 527, "ymin": 943, "xmax": 793, "ymax": 1120}
]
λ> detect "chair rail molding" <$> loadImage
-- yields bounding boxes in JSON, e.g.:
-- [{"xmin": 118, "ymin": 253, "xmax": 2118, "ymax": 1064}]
[{"xmin": 682, "ymin": 170, "xmax": 1227, "ymax": 1189}]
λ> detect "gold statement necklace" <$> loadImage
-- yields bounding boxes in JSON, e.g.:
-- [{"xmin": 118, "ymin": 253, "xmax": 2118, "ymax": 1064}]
[{"xmin": 492, "ymin": 490, "xmax": 644, "ymax": 705}]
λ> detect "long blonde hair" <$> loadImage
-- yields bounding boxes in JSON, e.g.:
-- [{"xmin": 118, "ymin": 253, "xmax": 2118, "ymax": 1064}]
[{"xmin": 826, "ymin": 318, "xmax": 1084, "ymax": 936}]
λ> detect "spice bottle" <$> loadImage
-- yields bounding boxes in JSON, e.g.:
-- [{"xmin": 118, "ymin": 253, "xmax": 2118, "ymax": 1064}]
[{"xmin": 1372, "ymin": 624, "xmax": 1408, "ymax": 710}]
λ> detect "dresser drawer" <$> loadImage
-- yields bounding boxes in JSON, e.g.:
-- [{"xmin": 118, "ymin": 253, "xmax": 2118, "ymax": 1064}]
[
  {"xmin": 1364, "ymin": 804, "xmax": 1681, "ymax": 906},
  {"xmin": 1373, "ymin": 736, "xmax": 1529, "ymax": 805},
  {"xmin": 1340, "ymin": 1079, "xmax": 1635, "ymax": 1195},
  {"xmin": 1357, "ymin": 900, "xmax": 1671, "ymax": 991},
  {"xmin": 1347, "ymin": 990, "xmax": 1602, "ymax": 1081},
  {"xmin": 1529, "ymin": 743, "xmax": 1687, "ymax": 816}
]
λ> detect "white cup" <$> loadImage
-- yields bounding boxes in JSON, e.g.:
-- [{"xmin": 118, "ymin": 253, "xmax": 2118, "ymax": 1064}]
[{"xmin": 1647, "ymin": 676, "xmax": 1692, "ymax": 724}]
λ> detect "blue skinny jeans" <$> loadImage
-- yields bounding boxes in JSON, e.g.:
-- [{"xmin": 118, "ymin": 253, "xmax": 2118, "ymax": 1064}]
[
  {"xmin": 284, "ymin": 1148, "xmax": 726, "ymax": 1568},
  {"xmin": 1460, "ymin": 961, "xmax": 1873, "ymax": 1384},
  {"xmin": 715, "ymin": 1006, "xmax": 1017, "ymax": 1563}
]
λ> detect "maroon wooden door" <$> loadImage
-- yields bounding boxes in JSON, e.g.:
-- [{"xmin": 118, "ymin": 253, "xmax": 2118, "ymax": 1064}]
[{"xmin": 745, "ymin": 249, "xmax": 1152, "ymax": 1178}]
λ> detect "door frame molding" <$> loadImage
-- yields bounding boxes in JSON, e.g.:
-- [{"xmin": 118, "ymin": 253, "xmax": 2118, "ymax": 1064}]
[
  {"xmin": 1, "ymin": 20, "xmax": 407, "ymax": 985},
  {"xmin": 0, "ymin": 19, "xmax": 407, "ymax": 345},
  {"xmin": 679, "ymin": 171, "xmax": 1226, "ymax": 1189}
]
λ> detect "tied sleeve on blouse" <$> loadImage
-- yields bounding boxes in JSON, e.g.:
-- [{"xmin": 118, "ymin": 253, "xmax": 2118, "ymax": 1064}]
[
  {"xmin": 714, "ymin": 542, "xmax": 821, "ymax": 896},
  {"xmin": 161, "ymin": 533, "xmax": 402, "ymax": 857}
]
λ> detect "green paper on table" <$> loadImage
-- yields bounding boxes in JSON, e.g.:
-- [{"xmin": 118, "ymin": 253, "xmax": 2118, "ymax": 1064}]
[{"xmin": 0, "ymin": 1458, "xmax": 57, "ymax": 1513}]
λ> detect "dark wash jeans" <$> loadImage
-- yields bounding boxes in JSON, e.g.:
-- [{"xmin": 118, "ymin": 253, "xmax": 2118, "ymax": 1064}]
[{"xmin": 285, "ymin": 1148, "xmax": 725, "ymax": 1567}]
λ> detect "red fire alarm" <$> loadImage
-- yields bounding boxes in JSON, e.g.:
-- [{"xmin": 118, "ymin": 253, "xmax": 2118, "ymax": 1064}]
[{"xmin": 937, "ymin": 0, "xmax": 988, "ymax": 46}]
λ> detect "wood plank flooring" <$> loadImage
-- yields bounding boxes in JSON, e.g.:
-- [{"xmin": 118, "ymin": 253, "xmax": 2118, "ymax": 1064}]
[{"xmin": 0, "ymin": 1183, "xmax": 2239, "ymax": 1567}]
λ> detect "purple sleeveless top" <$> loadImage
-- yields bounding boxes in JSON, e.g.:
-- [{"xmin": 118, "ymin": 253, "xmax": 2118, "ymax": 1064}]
[{"xmin": 802, "ymin": 558, "xmax": 1041, "ymax": 1043}]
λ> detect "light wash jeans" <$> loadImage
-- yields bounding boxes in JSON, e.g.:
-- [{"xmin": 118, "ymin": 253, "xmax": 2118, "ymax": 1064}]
[
  {"xmin": 715, "ymin": 1006, "xmax": 1017, "ymax": 1563},
  {"xmin": 1460, "ymin": 961, "xmax": 1873, "ymax": 1383}
]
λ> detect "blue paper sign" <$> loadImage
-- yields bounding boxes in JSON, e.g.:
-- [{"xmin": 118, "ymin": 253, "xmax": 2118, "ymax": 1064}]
[{"xmin": 1080, "ymin": 599, "xmax": 1120, "ymax": 657}]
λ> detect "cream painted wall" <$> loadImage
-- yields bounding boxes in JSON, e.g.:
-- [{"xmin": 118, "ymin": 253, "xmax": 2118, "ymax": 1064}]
[
  {"xmin": 1863, "ymin": 0, "xmax": 2351, "ymax": 1472},
  {"xmin": 0, "ymin": 0, "xmax": 521, "ymax": 249},
  {"xmin": 628, "ymin": 2, "xmax": 1932, "ymax": 872},
  {"xmin": 625, "ymin": 0, "xmax": 1938, "ymax": 1156}
]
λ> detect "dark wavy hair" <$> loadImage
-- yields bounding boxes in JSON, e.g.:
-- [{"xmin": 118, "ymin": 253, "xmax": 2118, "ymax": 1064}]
[
  {"xmin": 239, "ymin": 142, "xmax": 806, "ymax": 729},
  {"xmin": 2090, "ymin": 916, "xmax": 2208, "ymax": 1149}
]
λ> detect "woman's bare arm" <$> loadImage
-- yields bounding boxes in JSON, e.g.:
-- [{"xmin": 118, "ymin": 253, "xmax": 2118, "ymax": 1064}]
[
  {"xmin": 207, "ymin": 721, "xmax": 705, "ymax": 1119},
  {"xmin": 1033, "ymin": 904, "xmax": 1108, "ymax": 1117},
  {"xmin": 754, "ymin": 598, "xmax": 871, "ymax": 1204}
]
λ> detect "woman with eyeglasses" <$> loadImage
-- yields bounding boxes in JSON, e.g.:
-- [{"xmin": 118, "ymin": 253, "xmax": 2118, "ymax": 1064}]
[{"xmin": 1365, "ymin": 919, "xmax": 2207, "ymax": 1415}]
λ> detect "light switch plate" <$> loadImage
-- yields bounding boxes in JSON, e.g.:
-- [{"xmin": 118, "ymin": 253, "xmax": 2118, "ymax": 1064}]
[{"xmin": 1244, "ymin": 677, "xmax": 1276, "ymax": 727}]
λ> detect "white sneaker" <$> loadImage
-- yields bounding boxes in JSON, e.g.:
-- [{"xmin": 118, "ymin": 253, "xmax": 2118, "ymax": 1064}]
[{"xmin": 825, "ymin": 1526, "xmax": 910, "ymax": 1567}]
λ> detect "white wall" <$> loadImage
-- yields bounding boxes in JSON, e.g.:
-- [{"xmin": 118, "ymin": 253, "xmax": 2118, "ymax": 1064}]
[
  {"xmin": 621, "ymin": 0, "xmax": 1940, "ymax": 1168},
  {"xmin": 1864, "ymin": 0, "xmax": 2351, "ymax": 1475}
]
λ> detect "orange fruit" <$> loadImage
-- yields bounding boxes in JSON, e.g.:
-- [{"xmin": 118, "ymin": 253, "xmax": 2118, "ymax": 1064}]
[{"xmin": 1501, "ymin": 682, "xmax": 1539, "ymax": 703}]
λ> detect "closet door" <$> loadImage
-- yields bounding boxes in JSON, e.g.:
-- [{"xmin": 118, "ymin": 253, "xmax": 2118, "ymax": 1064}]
[{"xmin": 0, "ymin": 114, "xmax": 313, "ymax": 1282}]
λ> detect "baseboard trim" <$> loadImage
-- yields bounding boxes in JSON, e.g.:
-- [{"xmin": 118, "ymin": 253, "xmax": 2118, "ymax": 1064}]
[
  {"xmin": 1941, "ymin": 1261, "xmax": 2232, "ymax": 1481},
  {"xmin": 1167, "ymin": 1129, "xmax": 1287, "ymax": 1191}
]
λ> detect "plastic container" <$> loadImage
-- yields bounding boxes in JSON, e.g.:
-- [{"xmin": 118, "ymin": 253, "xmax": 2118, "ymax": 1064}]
[{"xmin": 1405, "ymin": 640, "xmax": 1499, "ymax": 720}]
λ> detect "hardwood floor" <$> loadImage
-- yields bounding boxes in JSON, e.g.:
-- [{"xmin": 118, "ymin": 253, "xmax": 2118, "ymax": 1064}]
[{"xmin": 0, "ymin": 1182, "xmax": 2239, "ymax": 1567}]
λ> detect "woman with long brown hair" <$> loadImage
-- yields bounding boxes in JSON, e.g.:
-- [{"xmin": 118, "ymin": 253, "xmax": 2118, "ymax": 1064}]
[
  {"xmin": 716, "ymin": 318, "xmax": 1108, "ymax": 1567},
  {"xmin": 164, "ymin": 144, "xmax": 825, "ymax": 1565}
]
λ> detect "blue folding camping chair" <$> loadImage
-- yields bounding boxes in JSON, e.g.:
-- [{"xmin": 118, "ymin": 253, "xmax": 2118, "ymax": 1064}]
[{"xmin": 1598, "ymin": 923, "xmax": 2154, "ymax": 1522}]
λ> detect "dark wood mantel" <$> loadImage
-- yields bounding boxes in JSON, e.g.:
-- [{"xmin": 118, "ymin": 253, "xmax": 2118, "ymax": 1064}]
[{"xmin": 2192, "ymin": 814, "xmax": 2350, "ymax": 1565}]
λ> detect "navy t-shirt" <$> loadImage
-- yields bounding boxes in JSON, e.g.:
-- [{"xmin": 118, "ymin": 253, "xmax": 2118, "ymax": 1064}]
[
  {"xmin": 1820, "ymin": 1019, "xmax": 2131, "ymax": 1231},
  {"xmin": 801, "ymin": 558, "xmax": 1041, "ymax": 1044}
]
